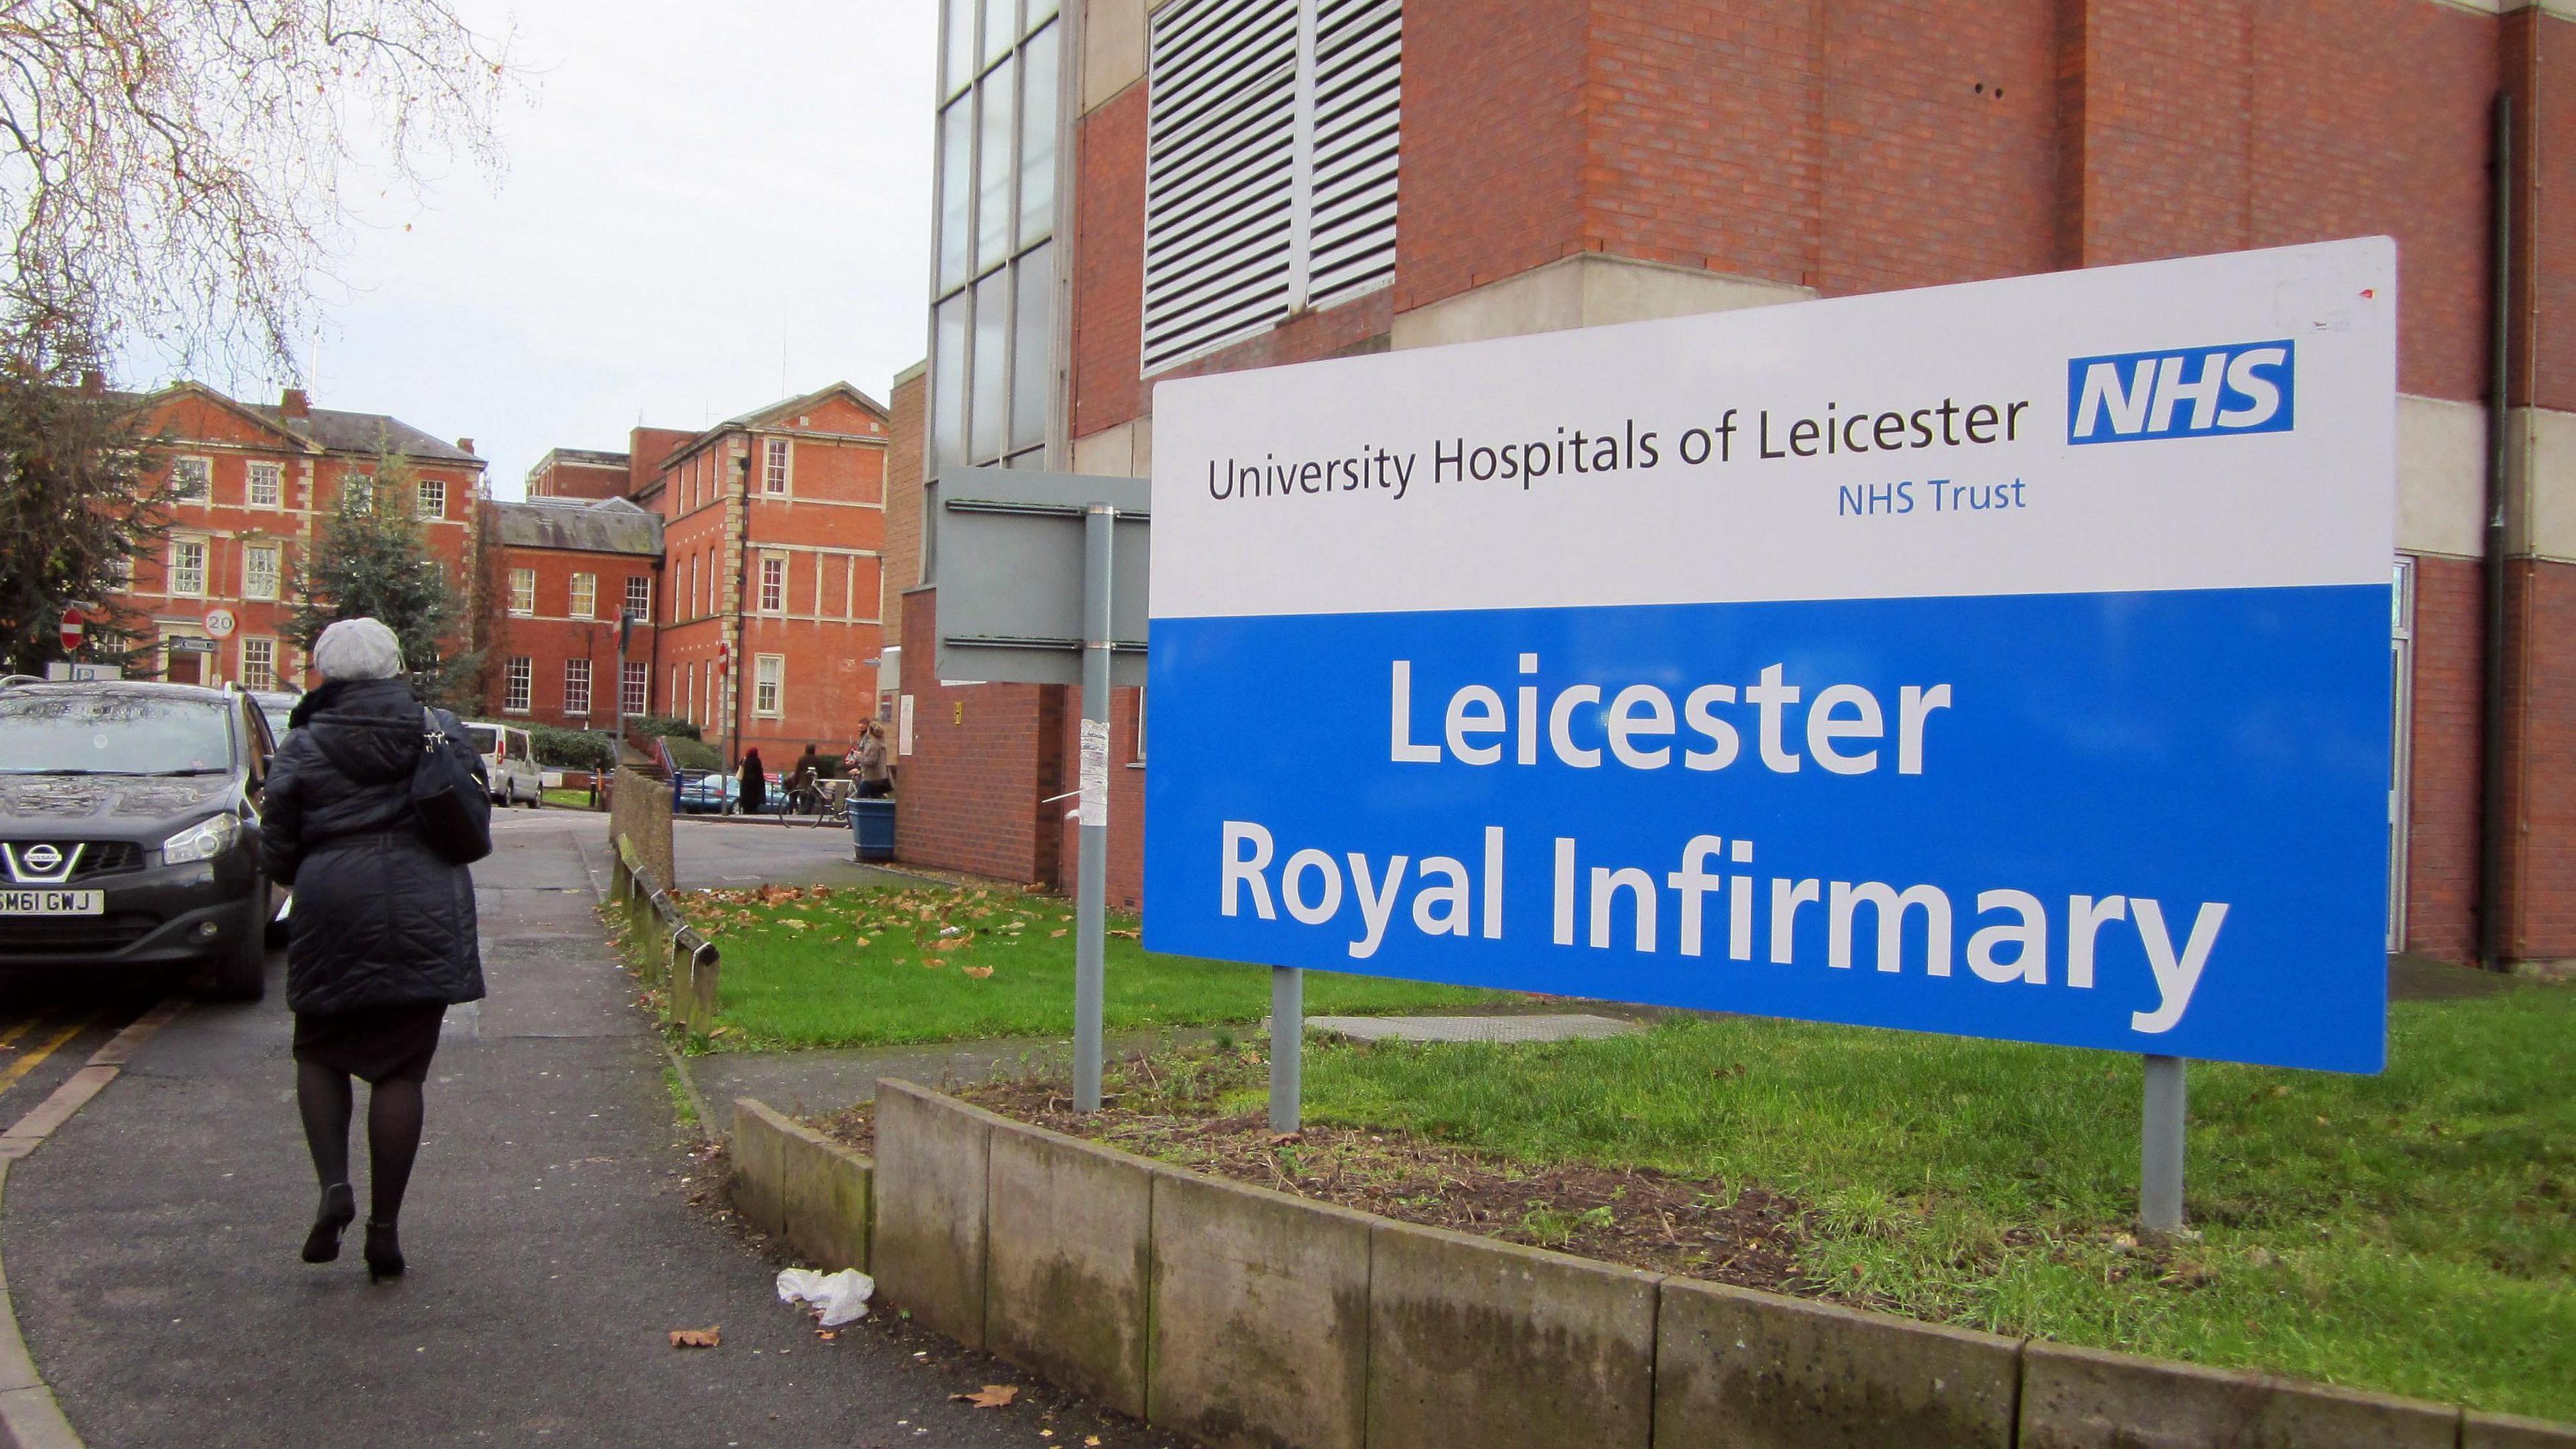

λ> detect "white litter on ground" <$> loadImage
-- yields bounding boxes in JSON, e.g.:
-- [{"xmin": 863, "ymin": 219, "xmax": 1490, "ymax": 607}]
[{"xmin": 776, "ymin": 1267, "xmax": 874, "ymax": 1326}]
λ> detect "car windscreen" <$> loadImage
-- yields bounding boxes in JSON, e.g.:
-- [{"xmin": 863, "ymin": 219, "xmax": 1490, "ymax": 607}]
[
  {"xmin": 0, "ymin": 694, "xmax": 235, "ymax": 775},
  {"xmin": 466, "ymin": 726, "xmax": 499, "ymax": 755},
  {"xmin": 261, "ymin": 706, "xmax": 293, "ymax": 739}
]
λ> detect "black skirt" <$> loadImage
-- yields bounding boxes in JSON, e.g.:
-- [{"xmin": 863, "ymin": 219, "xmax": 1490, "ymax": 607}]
[{"xmin": 292, "ymin": 1002, "xmax": 447, "ymax": 1084}]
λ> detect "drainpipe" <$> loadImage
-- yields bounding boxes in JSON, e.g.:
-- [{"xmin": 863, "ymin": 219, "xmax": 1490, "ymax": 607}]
[{"xmin": 2477, "ymin": 91, "xmax": 2514, "ymax": 973}]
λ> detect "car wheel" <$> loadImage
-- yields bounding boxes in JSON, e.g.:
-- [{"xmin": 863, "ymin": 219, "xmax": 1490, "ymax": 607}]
[{"xmin": 211, "ymin": 892, "xmax": 268, "ymax": 1002}]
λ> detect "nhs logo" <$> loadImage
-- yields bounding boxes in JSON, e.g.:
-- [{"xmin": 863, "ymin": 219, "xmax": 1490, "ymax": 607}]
[{"xmin": 2067, "ymin": 340, "xmax": 2295, "ymax": 444}]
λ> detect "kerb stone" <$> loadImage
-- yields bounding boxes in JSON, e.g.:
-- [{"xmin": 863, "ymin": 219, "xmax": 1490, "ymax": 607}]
[
  {"xmin": 778, "ymin": 1120, "xmax": 871, "ymax": 1273},
  {"xmin": 1150, "ymin": 1167, "xmax": 1372, "ymax": 1449},
  {"xmin": 984, "ymin": 1120, "xmax": 1152, "ymax": 1417},
  {"xmin": 728, "ymin": 1098, "xmax": 788, "ymax": 1239},
  {"xmin": 1654, "ymin": 1277, "xmax": 2019, "ymax": 1448},
  {"xmin": 2021, "ymin": 1339, "xmax": 2460, "ymax": 1448},
  {"xmin": 870, "ymin": 1079, "xmax": 997, "ymax": 1348},
  {"xmin": 2468, "ymin": 1409, "xmax": 2576, "ymax": 1448},
  {"xmin": 1367, "ymin": 1218, "xmax": 1658, "ymax": 1449}
]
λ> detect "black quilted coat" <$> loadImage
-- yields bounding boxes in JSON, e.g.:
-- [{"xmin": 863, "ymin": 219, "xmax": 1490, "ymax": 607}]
[{"xmin": 260, "ymin": 678, "xmax": 488, "ymax": 1015}]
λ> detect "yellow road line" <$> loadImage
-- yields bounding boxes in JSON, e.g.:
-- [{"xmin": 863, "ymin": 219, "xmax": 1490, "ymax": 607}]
[
  {"xmin": 0, "ymin": 1015, "xmax": 98, "ymax": 1097},
  {"xmin": 0, "ymin": 1013, "xmax": 51, "ymax": 1053}
]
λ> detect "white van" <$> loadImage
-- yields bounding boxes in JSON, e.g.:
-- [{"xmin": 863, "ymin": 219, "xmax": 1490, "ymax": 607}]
[{"xmin": 464, "ymin": 720, "xmax": 543, "ymax": 806}]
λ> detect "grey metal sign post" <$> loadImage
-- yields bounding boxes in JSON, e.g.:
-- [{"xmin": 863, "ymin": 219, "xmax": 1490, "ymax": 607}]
[
  {"xmin": 932, "ymin": 468, "xmax": 1148, "ymax": 1114},
  {"xmin": 2141, "ymin": 1055, "xmax": 2187, "ymax": 1234}
]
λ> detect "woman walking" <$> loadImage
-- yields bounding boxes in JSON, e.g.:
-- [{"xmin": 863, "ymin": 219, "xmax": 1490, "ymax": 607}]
[
  {"xmin": 260, "ymin": 619, "xmax": 487, "ymax": 1281},
  {"xmin": 738, "ymin": 747, "xmax": 767, "ymax": 816}
]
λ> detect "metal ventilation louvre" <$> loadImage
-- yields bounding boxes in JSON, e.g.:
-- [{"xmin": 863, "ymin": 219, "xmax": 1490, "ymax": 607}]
[
  {"xmin": 1142, "ymin": 0, "xmax": 1402, "ymax": 376},
  {"xmin": 1142, "ymin": 0, "xmax": 1299, "ymax": 374},
  {"xmin": 1307, "ymin": 0, "xmax": 1401, "ymax": 308}
]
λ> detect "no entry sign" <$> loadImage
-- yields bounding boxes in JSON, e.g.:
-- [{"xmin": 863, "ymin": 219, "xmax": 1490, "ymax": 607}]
[
  {"xmin": 58, "ymin": 606, "xmax": 81, "ymax": 651},
  {"xmin": 1144, "ymin": 239, "xmax": 2396, "ymax": 1073}
]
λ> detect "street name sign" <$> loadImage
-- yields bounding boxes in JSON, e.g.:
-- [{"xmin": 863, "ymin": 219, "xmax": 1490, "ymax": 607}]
[{"xmin": 1144, "ymin": 238, "xmax": 2396, "ymax": 1074}]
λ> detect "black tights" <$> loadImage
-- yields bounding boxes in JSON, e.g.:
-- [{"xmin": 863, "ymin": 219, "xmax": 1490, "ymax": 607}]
[{"xmin": 295, "ymin": 1063, "xmax": 425, "ymax": 1225}]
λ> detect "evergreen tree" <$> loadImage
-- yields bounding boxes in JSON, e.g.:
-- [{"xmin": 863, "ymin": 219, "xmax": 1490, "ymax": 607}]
[
  {"xmin": 0, "ymin": 311, "xmax": 171, "ymax": 676},
  {"xmin": 285, "ymin": 451, "xmax": 478, "ymax": 708}
]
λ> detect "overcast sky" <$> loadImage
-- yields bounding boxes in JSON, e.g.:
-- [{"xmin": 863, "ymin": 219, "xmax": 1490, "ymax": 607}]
[{"xmin": 130, "ymin": 0, "xmax": 936, "ymax": 500}]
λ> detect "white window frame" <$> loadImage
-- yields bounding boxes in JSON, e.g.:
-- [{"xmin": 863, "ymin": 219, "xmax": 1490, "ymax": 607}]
[
  {"xmin": 564, "ymin": 657, "xmax": 593, "ymax": 716},
  {"xmin": 241, "ymin": 542, "xmax": 282, "ymax": 601},
  {"xmin": 570, "ymin": 572, "xmax": 597, "ymax": 620},
  {"xmin": 247, "ymin": 462, "xmax": 283, "ymax": 508},
  {"xmin": 417, "ymin": 477, "xmax": 447, "ymax": 519},
  {"xmin": 621, "ymin": 660, "xmax": 650, "ymax": 717},
  {"xmin": 763, "ymin": 437, "xmax": 791, "ymax": 494},
  {"xmin": 625, "ymin": 574, "xmax": 652, "ymax": 621},
  {"xmin": 170, "ymin": 455, "xmax": 212, "ymax": 501},
  {"xmin": 759, "ymin": 553, "xmax": 787, "ymax": 614},
  {"xmin": 504, "ymin": 656, "xmax": 533, "ymax": 713},
  {"xmin": 753, "ymin": 653, "xmax": 784, "ymax": 717},
  {"xmin": 168, "ymin": 536, "xmax": 208, "ymax": 597},
  {"xmin": 240, "ymin": 637, "xmax": 277, "ymax": 692},
  {"xmin": 508, "ymin": 568, "xmax": 536, "ymax": 616}
]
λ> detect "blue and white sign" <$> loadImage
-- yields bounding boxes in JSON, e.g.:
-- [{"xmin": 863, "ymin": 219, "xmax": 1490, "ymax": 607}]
[{"xmin": 1144, "ymin": 239, "xmax": 2396, "ymax": 1073}]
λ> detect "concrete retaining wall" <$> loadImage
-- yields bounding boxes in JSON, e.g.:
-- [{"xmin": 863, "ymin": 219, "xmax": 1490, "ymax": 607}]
[{"xmin": 724, "ymin": 1080, "xmax": 2573, "ymax": 1449}]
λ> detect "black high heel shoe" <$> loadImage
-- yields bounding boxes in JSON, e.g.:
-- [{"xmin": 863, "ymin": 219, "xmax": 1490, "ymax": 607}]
[
  {"xmin": 301, "ymin": 1183, "xmax": 355, "ymax": 1263},
  {"xmin": 364, "ymin": 1220, "xmax": 405, "ymax": 1281}
]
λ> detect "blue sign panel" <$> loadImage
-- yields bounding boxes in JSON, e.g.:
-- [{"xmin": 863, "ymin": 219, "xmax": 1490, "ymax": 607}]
[{"xmin": 1146, "ymin": 239, "xmax": 2398, "ymax": 1073}]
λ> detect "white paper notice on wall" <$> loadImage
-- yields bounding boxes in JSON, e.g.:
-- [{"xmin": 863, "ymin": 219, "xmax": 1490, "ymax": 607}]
[
  {"xmin": 898, "ymin": 695, "xmax": 915, "ymax": 757},
  {"xmin": 1078, "ymin": 718, "xmax": 1110, "ymax": 828}
]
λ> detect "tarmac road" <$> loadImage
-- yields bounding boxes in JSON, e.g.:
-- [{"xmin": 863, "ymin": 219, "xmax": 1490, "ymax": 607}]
[{"xmin": 0, "ymin": 810, "xmax": 1181, "ymax": 1448}]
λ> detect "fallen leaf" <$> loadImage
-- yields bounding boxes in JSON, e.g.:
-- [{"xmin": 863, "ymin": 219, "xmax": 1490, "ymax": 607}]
[
  {"xmin": 1051, "ymin": 928, "xmax": 1068, "ymax": 938},
  {"xmin": 669, "ymin": 1326, "xmax": 721, "ymax": 1348},
  {"xmin": 1087, "ymin": 1438, "xmax": 1102, "ymax": 1446},
  {"xmin": 961, "ymin": 965, "xmax": 994, "ymax": 979},
  {"xmin": 952, "ymin": 1384, "xmax": 1018, "ymax": 1409}
]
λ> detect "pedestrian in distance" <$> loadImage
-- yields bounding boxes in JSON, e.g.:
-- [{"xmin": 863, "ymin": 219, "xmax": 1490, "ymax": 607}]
[
  {"xmin": 738, "ymin": 747, "xmax": 767, "ymax": 816},
  {"xmin": 260, "ymin": 618, "xmax": 490, "ymax": 1282},
  {"xmin": 850, "ymin": 720, "xmax": 892, "ymax": 799}
]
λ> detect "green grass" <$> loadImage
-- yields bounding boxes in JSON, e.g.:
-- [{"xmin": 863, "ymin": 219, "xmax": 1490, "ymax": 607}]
[
  {"xmin": 1265, "ymin": 985, "xmax": 2573, "ymax": 1422},
  {"xmin": 540, "ymin": 788, "xmax": 592, "ymax": 810},
  {"xmin": 685, "ymin": 882, "xmax": 1507, "ymax": 1049}
]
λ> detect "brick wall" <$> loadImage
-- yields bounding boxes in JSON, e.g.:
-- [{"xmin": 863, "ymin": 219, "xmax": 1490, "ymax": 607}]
[
  {"xmin": 2406, "ymin": 554, "xmax": 2483, "ymax": 961},
  {"xmin": 1053, "ymin": 684, "xmax": 1147, "ymax": 909},
  {"xmin": 895, "ymin": 588, "xmax": 1066, "ymax": 885},
  {"xmin": 883, "ymin": 366, "xmax": 926, "ymax": 653},
  {"xmin": 2496, "ymin": 558, "xmax": 2576, "ymax": 961},
  {"xmin": 486, "ymin": 547, "xmax": 659, "ymax": 729}
]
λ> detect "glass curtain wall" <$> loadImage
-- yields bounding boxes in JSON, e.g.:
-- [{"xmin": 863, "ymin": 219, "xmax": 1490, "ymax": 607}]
[{"xmin": 932, "ymin": 0, "xmax": 1060, "ymax": 478}]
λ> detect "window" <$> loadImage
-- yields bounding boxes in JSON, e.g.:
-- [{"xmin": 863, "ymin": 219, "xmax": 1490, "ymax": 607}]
[
  {"xmin": 570, "ymin": 572, "xmax": 597, "ymax": 619},
  {"xmin": 759, "ymin": 554, "xmax": 787, "ymax": 614},
  {"xmin": 689, "ymin": 554, "xmax": 702, "ymax": 617},
  {"xmin": 508, "ymin": 568, "xmax": 536, "ymax": 616},
  {"xmin": 240, "ymin": 637, "xmax": 276, "ymax": 692},
  {"xmin": 688, "ymin": 662, "xmax": 701, "ymax": 724},
  {"xmin": 625, "ymin": 575, "xmax": 652, "ymax": 621},
  {"xmin": 669, "ymin": 667, "xmax": 682, "ymax": 721},
  {"xmin": 928, "ymin": 0, "xmax": 1059, "ymax": 476},
  {"xmin": 621, "ymin": 661, "xmax": 649, "ymax": 717},
  {"xmin": 1133, "ymin": 687, "xmax": 1146, "ymax": 763},
  {"xmin": 754, "ymin": 655, "xmax": 784, "ymax": 716},
  {"xmin": 418, "ymin": 478, "xmax": 447, "ymax": 519},
  {"xmin": 242, "ymin": 543, "xmax": 281, "ymax": 601},
  {"xmin": 565, "ymin": 657, "xmax": 593, "ymax": 716},
  {"xmin": 343, "ymin": 476, "xmax": 373, "ymax": 513},
  {"xmin": 1140, "ymin": 0, "xmax": 1402, "ymax": 373},
  {"xmin": 108, "ymin": 552, "xmax": 132, "ymax": 587},
  {"xmin": 169, "ymin": 538, "xmax": 207, "ymax": 596},
  {"xmin": 248, "ymin": 462, "xmax": 282, "ymax": 508},
  {"xmin": 504, "ymin": 657, "xmax": 532, "ymax": 712},
  {"xmin": 763, "ymin": 437, "xmax": 790, "ymax": 494},
  {"xmin": 170, "ymin": 457, "xmax": 211, "ymax": 500}
]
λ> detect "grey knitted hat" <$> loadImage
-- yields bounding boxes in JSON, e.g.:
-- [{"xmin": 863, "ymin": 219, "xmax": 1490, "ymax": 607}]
[{"xmin": 312, "ymin": 618, "xmax": 405, "ymax": 682}]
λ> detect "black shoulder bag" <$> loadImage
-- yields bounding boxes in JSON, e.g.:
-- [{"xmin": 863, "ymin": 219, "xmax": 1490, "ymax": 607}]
[{"xmin": 413, "ymin": 707, "xmax": 494, "ymax": 865}]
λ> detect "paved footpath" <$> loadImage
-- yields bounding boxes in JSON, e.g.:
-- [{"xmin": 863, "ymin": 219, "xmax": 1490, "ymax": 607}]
[{"xmin": 0, "ymin": 812, "xmax": 1177, "ymax": 1449}]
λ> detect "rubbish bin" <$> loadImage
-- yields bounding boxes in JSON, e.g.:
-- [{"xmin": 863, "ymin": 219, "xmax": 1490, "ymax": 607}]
[{"xmin": 850, "ymin": 798, "xmax": 896, "ymax": 861}]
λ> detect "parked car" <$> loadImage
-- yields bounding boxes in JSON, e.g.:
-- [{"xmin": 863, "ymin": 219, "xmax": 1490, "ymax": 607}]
[
  {"xmin": 463, "ymin": 720, "xmax": 543, "ymax": 806},
  {"xmin": 251, "ymin": 690, "xmax": 299, "ymax": 743},
  {"xmin": 0, "ymin": 679, "xmax": 276, "ymax": 999},
  {"xmin": 673, "ymin": 769, "xmax": 738, "ymax": 814}
]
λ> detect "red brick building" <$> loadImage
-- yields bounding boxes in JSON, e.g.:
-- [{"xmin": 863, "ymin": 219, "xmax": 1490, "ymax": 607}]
[
  {"xmin": 484, "ymin": 496, "xmax": 661, "ymax": 730},
  {"xmin": 496, "ymin": 385, "xmax": 896, "ymax": 764},
  {"xmin": 101, "ymin": 382, "xmax": 484, "ymax": 692},
  {"xmin": 883, "ymin": 0, "xmax": 2575, "ymax": 969}
]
